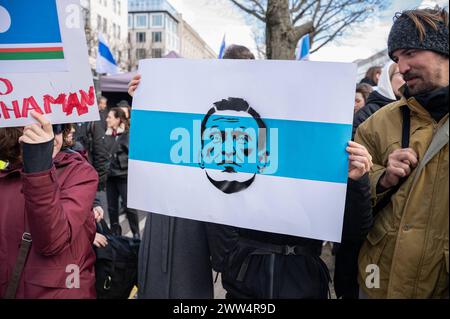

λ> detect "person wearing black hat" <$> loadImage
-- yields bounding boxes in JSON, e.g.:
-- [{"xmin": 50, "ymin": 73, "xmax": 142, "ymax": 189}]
[{"xmin": 355, "ymin": 6, "xmax": 449, "ymax": 298}]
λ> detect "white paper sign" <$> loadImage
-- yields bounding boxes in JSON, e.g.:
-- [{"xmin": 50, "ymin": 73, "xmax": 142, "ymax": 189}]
[
  {"xmin": 129, "ymin": 59, "xmax": 356, "ymax": 242},
  {"xmin": 0, "ymin": 0, "xmax": 98, "ymax": 128}
]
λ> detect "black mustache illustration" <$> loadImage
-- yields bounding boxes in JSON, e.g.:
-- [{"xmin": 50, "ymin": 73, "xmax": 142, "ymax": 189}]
[
  {"xmin": 222, "ymin": 166, "xmax": 237, "ymax": 173},
  {"xmin": 217, "ymin": 161, "xmax": 242, "ymax": 168}
]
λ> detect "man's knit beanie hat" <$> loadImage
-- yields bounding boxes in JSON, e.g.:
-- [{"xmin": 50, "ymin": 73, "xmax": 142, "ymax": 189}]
[{"xmin": 388, "ymin": 8, "xmax": 449, "ymax": 60}]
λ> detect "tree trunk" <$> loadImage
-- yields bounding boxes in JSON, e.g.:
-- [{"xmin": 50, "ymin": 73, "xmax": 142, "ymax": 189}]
[{"xmin": 265, "ymin": 0, "xmax": 296, "ymax": 60}]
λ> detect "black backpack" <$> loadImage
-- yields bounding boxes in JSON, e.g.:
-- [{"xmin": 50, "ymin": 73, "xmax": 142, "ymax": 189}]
[{"xmin": 94, "ymin": 220, "xmax": 140, "ymax": 299}]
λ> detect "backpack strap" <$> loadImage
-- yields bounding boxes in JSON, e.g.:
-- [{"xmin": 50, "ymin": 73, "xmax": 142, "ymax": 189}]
[
  {"xmin": 373, "ymin": 105, "xmax": 410, "ymax": 215},
  {"xmin": 410, "ymin": 117, "xmax": 449, "ymax": 187},
  {"xmin": 373, "ymin": 107, "xmax": 448, "ymax": 215},
  {"xmin": 4, "ymin": 164, "xmax": 70, "ymax": 299},
  {"xmin": 4, "ymin": 233, "xmax": 32, "ymax": 299}
]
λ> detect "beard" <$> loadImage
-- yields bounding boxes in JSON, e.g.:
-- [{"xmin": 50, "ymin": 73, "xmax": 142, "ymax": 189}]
[
  {"xmin": 404, "ymin": 69, "xmax": 444, "ymax": 95},
  {"xmin": 205, "ymin": 171, "xmax": 256, "ymax": 194}
]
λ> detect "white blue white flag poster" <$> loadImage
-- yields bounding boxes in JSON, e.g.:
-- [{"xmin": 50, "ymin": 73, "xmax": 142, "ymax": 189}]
[
  {"xmin": 96, "ymin": 33, "xmax": 119, "ymax": 75},
  {"xmin": 0, "ymin": 0, "xmax": 67, "ymax": 73},
  {"xmin": 129, "ymin": 59, "xmax": 356, "ymax": 242},
  {"xmin": 0, "ymin": 0, "xmax": 99, "ymax": 128}
]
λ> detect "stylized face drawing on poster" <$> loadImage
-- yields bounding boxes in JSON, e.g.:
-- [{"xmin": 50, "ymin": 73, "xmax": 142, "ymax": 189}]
[
  {"xmin": 128, "ymin": 59, "xmax": 357, "ymax": 242},
  {"xmin": 199, "ymin": 97, "xmax": 269, "ymax": 194}
]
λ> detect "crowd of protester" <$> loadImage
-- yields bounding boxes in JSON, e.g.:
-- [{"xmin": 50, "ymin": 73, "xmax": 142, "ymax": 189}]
[{"xmin": 0, "ymin": 6, "xmax": 448, "ymax": 299}]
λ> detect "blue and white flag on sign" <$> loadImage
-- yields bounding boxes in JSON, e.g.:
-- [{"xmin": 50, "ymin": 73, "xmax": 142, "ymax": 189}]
[
  {"xmin": 96, "ymin": 33, "xmax": 119, "ymax": 74},
  {"xmin": 296, "ymin": 33, "xmax": 310, "ymax": 61},
  {"xmin": 218, "ymin": 35, "xmax": 226, "ymax": 59},
  {"xmin": 128, "ymin": 59, "xmax": 357, "ymax": 242}
]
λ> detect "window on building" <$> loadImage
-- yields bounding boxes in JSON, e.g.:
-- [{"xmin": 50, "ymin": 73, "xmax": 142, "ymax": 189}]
[
  {"xmin": 152, "ymin": 32, "xmax": 162, "ymax": 43},
  {"xmin": 128, "ymin": 14, "xmax": 132, "ymax": 28},
  {"xmin": 151, "ymin": 14, "xmax": 163, "ymax": 28},
  {"xmin": 97, "ymin": 14, "xmax": 102, "ymax": 30},
  {"xmin": 167, "ymin": 18, "xmax": 177, "ymax": 33},
  {"xmin": 136, "ymin": 48, "xmax": 147, "ymax": 60},
  {"xmin": 152, "ymin": 49, "xmax": 162, "ymax": 58},
  {"xmin": 136, "ymin": 32, "xmax": 146, "ymax": 43},
  {"xmin": 135, "ymin": 14, "xmax": 148, "ymax": 28},
  {"xmin": 118, "ymin": 1, "xmax": 121, "ymax": 15},
  {"xmin": 113, "ymin": 23, "xmax": 116, "ymax": 37},
  {"xmin": 117, "ymin": 26, "xmax": 121, "ymax": 39},
  {"xmin": 113, "ymin": 0, "xmax": 116, "ymax": 13},
  {"xmin": 103, "ymin": 18, "xmax": 107, "ymax": 34}
]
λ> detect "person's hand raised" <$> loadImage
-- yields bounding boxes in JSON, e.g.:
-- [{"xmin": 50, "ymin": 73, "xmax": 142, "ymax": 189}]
[
  {"xmin": 18, "ymin": 111, "xmax": 54, "ymax": 144},
  {"xmin": 128, "ymin": 74, "xmax": 141, "ymax": 97}
]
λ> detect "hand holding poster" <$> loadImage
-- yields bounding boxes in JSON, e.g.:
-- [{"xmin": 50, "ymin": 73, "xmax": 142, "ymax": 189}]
[
  {"xmin": 0, "ymin": 0, "xmax": 98, "ymax": 128},
  {"xmin": 129, "ymin": 59, "xmax": 356, "ymax": 242}
]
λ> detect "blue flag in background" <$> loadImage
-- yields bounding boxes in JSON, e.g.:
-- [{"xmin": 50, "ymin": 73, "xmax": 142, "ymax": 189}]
[
  {"xmin": 296, "ymin": 33, "xmax": 310, "ymax": 61},
  {"xmin": 218, "ymin": 34, "xmax": 226, "ymax": 59},
  {"xmin": 96, "ymin": 33, "xmax": 119, "ymax": 74}
]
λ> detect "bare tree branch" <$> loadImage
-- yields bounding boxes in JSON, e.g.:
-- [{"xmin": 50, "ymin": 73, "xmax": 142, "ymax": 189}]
[
  {"xmin": 293, "ymin": 0, "xmax": 318, "ymax": 24},
  {"xmin": 293, "ymin": 20, "xmax": 314, "ymax": 40},
  {"xmin": 290, "ymin": 0, "xmax": 308, "ymax": 14},
  {"xmin": 248, "ymin": 0, "xmax": 267, "ymax": 13},
  {"xmin": 310, "ymin": 9, "xmax": 365, "ymax": 53},
  {"xmin": 228, "ymin": 0, "xmax": 387, "ymax": 59},
  {"xmin": 230, "ymin": 0, "xmax": 266, "ymax": 22}
]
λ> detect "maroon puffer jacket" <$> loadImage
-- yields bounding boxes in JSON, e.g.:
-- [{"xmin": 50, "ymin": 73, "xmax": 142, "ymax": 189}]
[{"xmin": 0, "ymin": 151, "xmax": 98, "ymax": 299}]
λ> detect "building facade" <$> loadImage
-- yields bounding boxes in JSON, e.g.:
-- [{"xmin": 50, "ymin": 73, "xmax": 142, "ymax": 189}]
[
  {"xmin": 81, "ymin": 0, "xmax": 129, "ymax": 72},
  {"xmin": 128, "ymin": 0, "xmax": 216, "ymax": 70},
  {"xmin": 180, "ymin": 19, "xmax": 216, "ymax": 59},
  {"xmin": 354, "ymin": 48, "xmax": 390, "ymax": 83}
]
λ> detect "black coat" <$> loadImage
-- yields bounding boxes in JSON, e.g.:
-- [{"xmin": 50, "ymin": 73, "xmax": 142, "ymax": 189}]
[
  {"xmin": 333, "ymin": 90, "xmax": 394, "ymax": 299},
  {"xmin": 104, "ymin": 131, "xmax": 129, "ymax": 178},
  {"xmin": 212, "ymin": 225, "xmax": 330, "ymax": 299},
  {"xmin": 352, "ymin": 90, "xmax": 395, "ymax": 137},
  {"xmin": 359, "ymin": 77, "xmax": 377, "ymax": 87},
  {"xmin": 74, "ymin": 110, "xmax": 109, "ymax": 189},
  {"xmin": 138, "ymin": 215, "xmax": 213, "ymax": 299}
]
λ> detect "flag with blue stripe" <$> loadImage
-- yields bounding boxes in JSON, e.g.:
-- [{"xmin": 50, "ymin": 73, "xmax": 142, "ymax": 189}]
[
  {"xmin": 128, "ymin": 59, "xmax": 356, "ymax": 242},
  {"xmin": 96, "ymin": 33, "xmax": 119, "ymax": 74},
  {"xmin": 296, "ymin": 33, "xmax": 310, "ymax": 61},
  {"xmin": 218, "ymin": 35, "xmax": 226, "ymax": 59}
]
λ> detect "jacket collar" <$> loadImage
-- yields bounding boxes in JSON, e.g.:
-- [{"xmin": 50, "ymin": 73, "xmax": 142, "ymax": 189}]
[
  {"xmin": 399, "ymin": 85, "xmax": 449, "ymax": 123},
  {"xmin": 398, "ymin": 85, "xmax": 436, "ymax": 122}
]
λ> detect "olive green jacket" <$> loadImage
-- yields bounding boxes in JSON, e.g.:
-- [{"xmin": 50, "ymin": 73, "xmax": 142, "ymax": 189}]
[{"xmin": 355, "ymin": 96, "xmax": 448, "ymax": 299}]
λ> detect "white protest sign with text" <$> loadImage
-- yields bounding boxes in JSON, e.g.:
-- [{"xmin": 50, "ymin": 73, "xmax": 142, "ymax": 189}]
[{"xmin": 0, "ymin": 0, "xmax": 98, "ymax": 128}]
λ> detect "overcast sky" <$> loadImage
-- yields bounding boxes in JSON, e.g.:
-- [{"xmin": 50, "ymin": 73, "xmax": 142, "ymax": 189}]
[{"xmin": 169, "ymin": 0, "xmax": 449, "ymax": 62}]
